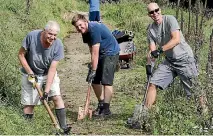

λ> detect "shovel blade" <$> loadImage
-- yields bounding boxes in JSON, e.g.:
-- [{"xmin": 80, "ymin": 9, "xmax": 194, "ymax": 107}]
[
  {"xmin": 77, "ymin": 107, "xmax": 93, "ymax": 120},
  {"xmin": 77, "ymin": 106, "xmax": 85, "ymax": 120}
]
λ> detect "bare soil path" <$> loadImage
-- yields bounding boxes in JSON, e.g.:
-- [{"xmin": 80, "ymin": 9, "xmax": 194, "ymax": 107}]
[{"xmin": 57, "ymin": 31, "xmax": 96, "ymax": 134}]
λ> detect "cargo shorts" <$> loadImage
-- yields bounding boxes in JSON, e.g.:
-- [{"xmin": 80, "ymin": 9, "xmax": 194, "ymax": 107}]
[
  {"xmin": 93, "ymin": 54, "xmax": 119, "ymax": 86},
  {"xmin": 150, "ymin": 57, "xmax": 202, "ymax": 95},
  {"xmin": 21, "ymin": 72, "xmax": 61, "ymax": 105}
]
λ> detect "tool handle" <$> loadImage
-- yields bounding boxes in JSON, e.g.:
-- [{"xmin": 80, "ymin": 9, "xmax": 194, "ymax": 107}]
[
  {"xmin": 84, "ymin": 83, "xmax": 91, "ymax": 115},
  {"xmin": 35, "ymin": 83, "xmax": 60, "ymax": 129}
]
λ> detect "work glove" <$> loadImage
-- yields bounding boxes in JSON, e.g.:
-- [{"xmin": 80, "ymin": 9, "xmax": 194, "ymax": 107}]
[
  {"xmin": 40, "ymin": 92, "xmax": 48, "ymax": 101},
  {"xmin": 146, "ymin": 64, "xmax": 152, "ymax": 76},
  {"xmin": 151, "ymin": 46, "xmax": 163, "ymax": 58},
  {"xmin": 86, "ymin": 70, "xmax": 96, "ymax": 83},
  {"xmin": 28, "ymin": 74, "xmax": 38, "ymax": 83}
]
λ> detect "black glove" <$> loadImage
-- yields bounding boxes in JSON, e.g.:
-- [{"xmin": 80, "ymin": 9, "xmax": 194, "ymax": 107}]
[
  {"xmin": 86, "ymin": 70, "xmax": 96, "ymax": 83},
  {"xmin": 40, "ymin": 92, "xmax": 48, "ymax": 101},
  {"xmin": 151, "ymin": 46, "xmax": 163, "ymax": 58},
  {"xmin": 146, "ymin": 64, "xmax": 152, "ymax": 76}
]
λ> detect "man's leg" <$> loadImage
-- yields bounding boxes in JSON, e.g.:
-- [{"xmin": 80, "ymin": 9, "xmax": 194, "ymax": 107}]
[
  {"xmin": 92, "ymin": 84, "xmax": 104, "ymax": 115},
  {"xmin": 177, "ymin": 60, "xmax": 207, "ymax": 114},
  {"xmin": 52, "ymin": 95, "xmax": 71, "ymax": 134},
  {"xmin": 127, "ymin": 60, "xmax": 174, "ymax": 127},
  {"xmin": 21, "ymin": 73, "xmax": 40, "ymax": 120},
  {"xmin": 145, "ymin": 60, "xmax": 175, "ymax": 109},
  {"xmin": 100, "ymin": 54, "xmax": 119, "ymax": 116},
  {"xmin": 89, "ymin": 11, "xmax": 96, "ymax": 21},
  {"xmin": 49, "ymin": 74, "xmax": 70, "ymax": 134},
  {"xmin": 103, "ymin": 85, "xmax": 113, "ymax": 103},
  {"xmin": 102, "ymin": 85, "xmax": 113, "ymax": 115},
  {"xmin": 95, "ymin": 11, "xmax": 101, "ymax": 22},
  {"xmin": 23, "ymin": 105, "xmax": 35, "ymax": 119},
  {"xmin": 92, "ymin": 84, "xmax": 104, "ymax": 101},
  {"xmin": 145, "ymin": 83, "xmax": 157, "ymax": 109}
]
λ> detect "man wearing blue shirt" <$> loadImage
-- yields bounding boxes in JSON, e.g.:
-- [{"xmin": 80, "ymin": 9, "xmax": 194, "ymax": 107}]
[
  {"xmin": 72, "ymin": 14, "xmax": 120, "ymax": 117},
  {"xmin": 89, "ymin": 0, "xmax": 100, "ymax": 22}
]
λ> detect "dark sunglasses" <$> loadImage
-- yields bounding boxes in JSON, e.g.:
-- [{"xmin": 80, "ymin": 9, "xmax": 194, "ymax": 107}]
[{"xmin": 149, "ymin": 8, "xmax": 160, "ymax": 14}]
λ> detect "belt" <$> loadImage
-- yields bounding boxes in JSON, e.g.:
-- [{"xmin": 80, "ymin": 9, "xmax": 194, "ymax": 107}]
[{"xmin": 21, "ymin": 72, "xmax": 47, "ymax": 77}]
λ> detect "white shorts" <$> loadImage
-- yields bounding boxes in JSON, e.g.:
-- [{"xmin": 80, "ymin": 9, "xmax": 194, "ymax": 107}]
[{"xmin": 21, "ymin": 72, "xmax": 61, "ymax": 105}]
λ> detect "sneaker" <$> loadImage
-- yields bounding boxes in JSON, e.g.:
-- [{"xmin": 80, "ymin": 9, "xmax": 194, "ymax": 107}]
[
  {"xmin": 93, "ymin": 102, "xmax": 104, "ymax": 116},
  {"xmin": 99, "ymin": 108, "xmax": 112, "ymax": 117}
]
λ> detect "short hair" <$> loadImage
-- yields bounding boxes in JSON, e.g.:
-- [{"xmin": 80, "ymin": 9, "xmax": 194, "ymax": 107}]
[
  {"xmin": 147, "ymin": 2, "xmax": 159, "ymax": 11},
  {"xmin": 71, "ymin": 14, "xmax": 88, "ymax": 26},
  {"xmin": 44, "ymin": 21, "xmax": 60, "ymax": 33}
]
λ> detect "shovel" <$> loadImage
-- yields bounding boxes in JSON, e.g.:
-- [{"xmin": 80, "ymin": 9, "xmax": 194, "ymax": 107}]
[
  {"xmin": 28, "ymin": 76, "xmax": 61, "ymax": 132},
  {"xmin": 127, "ymin": 60, "xmax": 155, "ymax": 128},
  {"xmin": 77, "ymin": 83, "xmax": 93, "ymax": 120}
]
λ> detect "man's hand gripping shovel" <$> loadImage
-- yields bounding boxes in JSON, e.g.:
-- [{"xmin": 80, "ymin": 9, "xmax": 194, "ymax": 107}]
[{"xmin": 28, "ymin": 75, "xmax": 61, "ymax": 134}]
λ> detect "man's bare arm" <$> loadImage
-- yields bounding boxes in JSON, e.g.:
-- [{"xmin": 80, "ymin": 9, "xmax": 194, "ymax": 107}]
[
  {"xmin": 44, "ymin": 60, "xmax": 58, "ymax": 93},
  {"xmin": 162, "ymin": 30, "xmax": 180, "ymax": 51},
  {"xmin": 18, "ymin": 47, "xmax": 34, "ymax": 75},
  {"xmin": 91, "ymin": 43, "xmax": 100, "ymax": 71}
]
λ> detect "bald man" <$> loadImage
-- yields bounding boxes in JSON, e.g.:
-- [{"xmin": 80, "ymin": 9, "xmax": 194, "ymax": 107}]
[
  {"xmin": 145, "ymin": 3, "xmax": 207, "ymax": 112},
  {"xmin": 18, "ymin": 21, "xmax": 71, "ymax": 134}
]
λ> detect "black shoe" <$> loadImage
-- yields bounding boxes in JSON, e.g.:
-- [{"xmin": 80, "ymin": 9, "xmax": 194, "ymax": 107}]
[
  {"xmin": 62, "ymin": 126, "xmax": 71, "ymax": 135},
  {"xmin": 99, "ymin": 108, "xmax": 112, "ymax": 117},
  {"xmin": 23, "ymin": 114, "xmax": 34, "ymax": 121},
  {"xmin": 93, "ymin": 102, "xmax": 104, "ymax": 116}
]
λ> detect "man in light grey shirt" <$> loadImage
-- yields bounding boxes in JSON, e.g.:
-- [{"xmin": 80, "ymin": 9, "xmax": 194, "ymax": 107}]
[
  {"xmin": 145, "ymin": 3, "xmax": 207, "ymax": 114},
  {"xmin": 18, "ymin": 21, "xmax": 71, "ymax": 134}
]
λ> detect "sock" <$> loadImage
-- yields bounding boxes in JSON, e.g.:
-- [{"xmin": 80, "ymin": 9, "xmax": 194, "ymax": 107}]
[
  {"xmin": 55, "ymin": 108, "xmax": 67, "ymax": 130},
  {"xmin": 98, "ymin": 100, "xmax": 104, "ymax": 110},
  {"xmin": 98, "ymin": 100, "xmax": 104, "ymax": 104},
  {"xmin": 24, "ymin": 114, "xmax": 34, "ymax": 119}
]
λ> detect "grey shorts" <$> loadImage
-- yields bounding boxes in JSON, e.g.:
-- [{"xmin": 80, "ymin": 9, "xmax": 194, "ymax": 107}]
[
  {"xmin": 21, "ymin": 72, "xmax": 61, "ymax": 105},
  {"xmin": 150, "ymin": 58, "xmax": 198, "ymax": 92}
]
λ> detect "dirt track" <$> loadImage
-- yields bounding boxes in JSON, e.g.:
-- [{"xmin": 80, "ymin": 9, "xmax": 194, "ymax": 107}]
[{"xmin": 57, "ymin": 31, "xmax": 97, "ymax": 134}]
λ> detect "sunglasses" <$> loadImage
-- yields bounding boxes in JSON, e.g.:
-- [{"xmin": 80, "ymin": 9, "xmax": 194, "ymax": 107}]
[{"xmin": 149, "ymin": 8, "xmax": 160, "ymax": 14}]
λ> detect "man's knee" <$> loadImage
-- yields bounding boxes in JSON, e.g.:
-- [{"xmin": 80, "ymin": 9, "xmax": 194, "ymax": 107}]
[
  {"xmin": 52, "ymin": 95, "xmax": 64, "ymax": 104},
  {"xmin": 149, "ymin": 83, "xmax": 156, "ymax": 89},
  {"xmin": 23, "ymin": 105, "xmax": 35, "ymax": 114}
]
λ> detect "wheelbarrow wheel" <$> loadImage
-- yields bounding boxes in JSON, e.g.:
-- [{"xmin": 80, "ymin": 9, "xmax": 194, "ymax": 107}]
[{"xmin": 126, "ymin": 59, "xmax": 133, "ymax": 69}]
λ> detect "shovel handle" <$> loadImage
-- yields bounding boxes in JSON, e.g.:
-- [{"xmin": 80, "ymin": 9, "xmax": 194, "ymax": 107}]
[
  {"xmin": 34, "ymin": 83, "xmax": 60, "ymax": 129},
  {"xmin": 84, "ymin": 83, "xmax": 91, "ymax": 115}
]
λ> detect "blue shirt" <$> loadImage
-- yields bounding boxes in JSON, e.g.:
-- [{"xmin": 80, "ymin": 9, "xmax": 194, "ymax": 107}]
[
  {"xmin": 82, "ymin": 22, "xmax": 120, "ymax": 57},
  {"xmin": 89, "ymin": 0, "xmax": 100, "ymax": 12}
]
